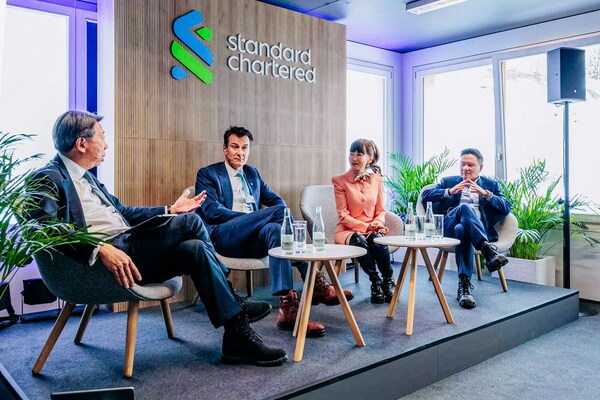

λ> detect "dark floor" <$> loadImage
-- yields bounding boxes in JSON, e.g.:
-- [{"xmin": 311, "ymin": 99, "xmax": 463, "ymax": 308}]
[{"xmin": 0, "ymin": 265, "xmax": 576, "ymax": 400}]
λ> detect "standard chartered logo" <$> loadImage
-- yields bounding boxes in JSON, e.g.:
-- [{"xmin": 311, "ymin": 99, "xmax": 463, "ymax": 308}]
[{"xmin": 170, "ymin": 10, "xmax": 214, "ymax": 84}]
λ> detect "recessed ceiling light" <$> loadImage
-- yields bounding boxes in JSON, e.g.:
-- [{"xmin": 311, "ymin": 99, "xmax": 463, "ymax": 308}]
[{"xmin": 406, "ymin": 0, "xmax": 469, "ymax": 15}]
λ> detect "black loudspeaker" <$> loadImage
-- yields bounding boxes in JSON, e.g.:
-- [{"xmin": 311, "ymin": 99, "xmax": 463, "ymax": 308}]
[
  {"xmin": 547, "ymin": 47, "xmax": 586, "ymax": 103},
  {"xmin": 21, "ymin": 278, "xmax": 56, "ymax": 305}
]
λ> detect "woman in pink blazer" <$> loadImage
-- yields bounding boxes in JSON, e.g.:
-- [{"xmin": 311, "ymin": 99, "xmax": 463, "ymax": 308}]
[{"xmin": 332, "ymin": 139, "xmax": 394, "ymax": 304}]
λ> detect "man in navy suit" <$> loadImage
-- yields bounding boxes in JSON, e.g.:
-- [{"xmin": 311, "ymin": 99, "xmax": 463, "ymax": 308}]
[
  {"xmin": 196, "ymin": 126, "xmax": 352, "ymax": 336},
  {"xmin": 422, "ymin": 148, "xmax": 511, "ymax": 309},
  {"xmin": 28, "ymin": 111, "xmax": 287, "ymax": 366}
]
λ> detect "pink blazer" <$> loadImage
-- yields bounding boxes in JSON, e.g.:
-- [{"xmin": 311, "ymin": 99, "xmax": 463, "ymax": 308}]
[{"xmin": 332, "ymin": 170, "xmax": 386, "ymax": 244}]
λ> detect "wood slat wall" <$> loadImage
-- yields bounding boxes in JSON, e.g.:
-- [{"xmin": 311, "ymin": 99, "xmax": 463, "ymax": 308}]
[{"xmin": 109, "ymin": 0, "xmax": 346, "ymax": 308}]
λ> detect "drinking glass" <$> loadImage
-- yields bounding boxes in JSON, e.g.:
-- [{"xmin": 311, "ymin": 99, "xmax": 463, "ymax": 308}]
[
  {"xmin": 433, "ymin": 214, "xmax": 444, "ymax": 239},
  {"xmin": 293, "ymin": 221, "xmax": 307, "ymax": 253},
  {"xmin": 415, "ymin": 215, "xmax": 426, "ymax": 240}
]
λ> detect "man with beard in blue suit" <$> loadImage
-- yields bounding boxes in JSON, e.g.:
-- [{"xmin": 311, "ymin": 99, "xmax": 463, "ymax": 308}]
[
  {"xmin": 422, "ymin": 148, "xmax": 511, "ymax": 309},
  {"xmin": 196, "ymin": 126, "xmax": 353, "ymax": 337}
]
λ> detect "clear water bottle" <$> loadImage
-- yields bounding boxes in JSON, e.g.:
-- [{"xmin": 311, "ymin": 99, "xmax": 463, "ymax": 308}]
[
  {"xmin": 425, "ymin": 201, "xmax": 436, "ymax": 239},
  {"xmin": 405, "ymin": 202, "xmax": 416, "ymax": 240},
  {"xmin": 313, "ymin": 206, "xmax": 325, "ymax": 251},
  {"xmin": 281, "ymin": 208, "xmax": 294, "ymax": 254}
]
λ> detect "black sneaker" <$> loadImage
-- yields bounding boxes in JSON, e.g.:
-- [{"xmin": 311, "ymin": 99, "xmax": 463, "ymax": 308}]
[
  {"xmin": 222, "ymin": 312, "xmax": 288, "ymax": 366},
  {"xmin": 371, "ymin": 281, "xmax": 385, "ymax": 304},
  {"xmin": 227, "ymin": 281, "xmax": 272, "ymax": 323},
  {"xmin": 480, "ymin": 242, "xmax": 508, "ymax": 273},
  {"xmin": 457, "ymin": 276, "xmax": 476, "ymax": 309},
  {"xmin": 381, "ymin": 277, "xmax": 395, "ymax": 304}
]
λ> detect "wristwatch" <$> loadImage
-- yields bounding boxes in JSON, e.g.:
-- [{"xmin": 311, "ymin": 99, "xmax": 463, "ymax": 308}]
[{"xmin": 485, "ymin": 190, "xmax": 493, "ymax": 200}]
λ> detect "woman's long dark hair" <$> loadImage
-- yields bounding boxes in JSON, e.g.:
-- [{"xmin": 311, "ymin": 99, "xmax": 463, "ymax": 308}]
[{"xmin": 349, "ymin": 139, "xmax": 382, "ymax": 175}]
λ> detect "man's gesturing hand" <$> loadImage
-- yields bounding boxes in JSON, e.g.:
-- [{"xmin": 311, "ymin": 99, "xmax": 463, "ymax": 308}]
[{"xmin": 98, "ymin": 243, "xmax": 142, "ymax": 288}]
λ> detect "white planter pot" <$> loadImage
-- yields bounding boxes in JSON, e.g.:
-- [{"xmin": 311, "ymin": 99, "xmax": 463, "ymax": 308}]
[{"xmin": 503, "ymin": 256, "xmax": 556, "ymax": 286}]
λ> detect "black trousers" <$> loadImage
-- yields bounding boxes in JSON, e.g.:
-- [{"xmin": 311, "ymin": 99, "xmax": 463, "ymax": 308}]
[
  {"xmin": 112, "ymin": 213, "xmax": 241, "ymax": 328},
  {"xmin": 349, "ymin": 232, "xmax": 393, "ymax": 283}
]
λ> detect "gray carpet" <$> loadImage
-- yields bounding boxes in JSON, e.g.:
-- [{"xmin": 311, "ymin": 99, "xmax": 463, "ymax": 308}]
[
  {"xmin": 0, "ymin": 264, "xmax": 576, "ymax": 400},
  {"xmin": 402, "ymin": 302, "xmax": 600, "ymax": 400}
]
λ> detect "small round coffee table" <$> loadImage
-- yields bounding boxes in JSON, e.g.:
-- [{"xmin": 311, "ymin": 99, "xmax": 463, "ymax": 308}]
[
  {"xmin": 268, "ymin": 244, "xmax": 367, "ymax": 362},
  {"xmin": 374, "ymin": 236, "xmax": 459, "ymax": 335}
]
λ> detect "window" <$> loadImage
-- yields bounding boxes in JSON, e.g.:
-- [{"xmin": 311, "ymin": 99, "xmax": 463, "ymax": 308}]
[
  {"xmin": 422, "ymin": 63, "xmax": 496, "ymax": 178},
  {"xmin": 501, "ymin": 44, "xmax": 600, "ymax": 209},
  {"xmin": 0, "ymin": 0, "xmax": 97, "ymax": 176},
  {"xmin": 0, "ymin": 5, "xmax": 70, "ymax": 175},
  {"xmin": 346, "ymin": 62, "xmax": 392, "ymax": 174}
]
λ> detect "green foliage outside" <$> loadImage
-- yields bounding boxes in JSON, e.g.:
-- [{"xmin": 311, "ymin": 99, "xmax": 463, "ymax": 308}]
[{"xmin": 498, "ymin": 159, "xmax": 599, "ymax": 260}]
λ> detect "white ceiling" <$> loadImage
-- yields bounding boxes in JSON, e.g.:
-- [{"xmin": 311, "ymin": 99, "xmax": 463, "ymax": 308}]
[{"xmin": 257, "ymin": 0, "xmax": 600, "ymax": 53}]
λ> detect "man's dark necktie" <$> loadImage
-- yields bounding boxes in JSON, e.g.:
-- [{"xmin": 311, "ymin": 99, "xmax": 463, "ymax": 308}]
[{"xmin": 84, "ymin": 171, "xmax": 130, "ymax": 226}]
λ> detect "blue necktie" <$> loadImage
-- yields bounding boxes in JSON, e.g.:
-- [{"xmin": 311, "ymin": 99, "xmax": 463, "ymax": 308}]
[{"xmin": 236, "ymin": 172, "xmax": 256, "ymax": 211}]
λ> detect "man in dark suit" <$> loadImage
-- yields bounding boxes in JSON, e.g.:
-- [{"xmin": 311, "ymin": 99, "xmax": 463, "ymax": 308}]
[
  {"xmin": 28, "ymin": 111, "xmax": 287, "ymax": 366},
  {"xmin": 422, "ymin": 148, "xmax": 511, "ymax": 309},
  {"xmin": 196, "ymin": 126, "xmax": 352, "ymax": 336}
]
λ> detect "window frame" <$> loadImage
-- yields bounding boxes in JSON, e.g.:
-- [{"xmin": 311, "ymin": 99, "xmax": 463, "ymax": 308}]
[
  {"xmin": 347, "ymin": 57, "xmax": 394, "ymax": 175},
  {"xmin": 413, "ymin": 33, "xmax": 600, "ymax": 213}
]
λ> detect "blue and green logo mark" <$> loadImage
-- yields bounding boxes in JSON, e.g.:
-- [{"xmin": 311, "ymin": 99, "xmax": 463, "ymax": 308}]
[{"xmin": 171, "ymin": 10, "xmax": 214, "ymax": 84}]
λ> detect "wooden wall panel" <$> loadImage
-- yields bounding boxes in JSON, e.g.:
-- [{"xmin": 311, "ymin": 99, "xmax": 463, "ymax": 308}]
[{"xmin": 109, "ymin": 0, "xmax": 346, "ymax": 297}]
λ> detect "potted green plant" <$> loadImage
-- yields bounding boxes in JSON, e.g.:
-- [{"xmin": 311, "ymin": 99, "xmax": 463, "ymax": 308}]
[
  {"xmin": 385, "ymin": 147, "xmax": 457, "ymax": 215},
  {"xmin": 498, "ymin": 159, "xmax": 598, "ymax": 285},
  {"xmin": 0, "ymin": 131, "xmax": 100, "ymax": 310}
]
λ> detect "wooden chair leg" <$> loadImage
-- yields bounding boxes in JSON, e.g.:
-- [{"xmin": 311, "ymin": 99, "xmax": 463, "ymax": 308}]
[
  {"xmin": 475, "ymin": 255, "xmax": 483, "ymax": 281},
  {"xmin": 160, "ymin": 299, "xmax": 175, "ymax": 339},
  {"xmin": 246, "ymin": 270, "xmax": 253, "ymax": 297},
  {"xmin": 124, "ymin": 301, "xmax": 139, "ymax": 379},
  {"xmin": 74, "ymin": 304, "xmax": 95, "ymax": 344},
  {"xmin": 32, "ymin": 302, "xmax": 75, "ymax": 375},
  {"xmin": 498, "ymin": 268, "xmax": 509, "ymax": 292},
  {"xmin": 191, "ymin": 292, "xmax": 200, "ymax": 306}
]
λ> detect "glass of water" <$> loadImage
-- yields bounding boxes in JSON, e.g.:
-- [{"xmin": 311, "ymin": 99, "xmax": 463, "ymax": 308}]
[
  {"xmin": 415, "ymin": 216, "xmax": 426, "ymax": 240},
  {"xmin": 293, "ymin": 221, "xmax": 307, "ymax": 253},
  {"xmin": 433, "ymin": 214, "xmax": 444, "ymax": 239}
]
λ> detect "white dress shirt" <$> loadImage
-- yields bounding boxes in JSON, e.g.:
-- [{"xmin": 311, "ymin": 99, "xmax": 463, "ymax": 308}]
[
  {"xmin": 58, "ymin": 154, "xmax": 130, "ymax": 264},
  {"xmin": 224, "ymin": 161, "xmax": 254, "ymax": 213}
]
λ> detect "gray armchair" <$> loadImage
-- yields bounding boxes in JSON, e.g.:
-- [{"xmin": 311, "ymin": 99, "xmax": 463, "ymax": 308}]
[
  {"xmin": 184, "ymin": 187, "xmax": 268, "ymax": 299},
  {"xmin": 417, "ymin": 183, "xmax": 517, "ymax": 292},
  {"xmin": 299, "ymin": 184, "xmax": 403, "ymax": 283},
  {"xmin": 32, "ymin": 250, "xmax": 182, "ymax": 378}
]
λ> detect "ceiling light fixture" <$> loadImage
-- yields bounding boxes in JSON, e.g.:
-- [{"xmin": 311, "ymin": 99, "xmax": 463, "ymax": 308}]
[{"xmin": 406, "ymin": 0, "xmax": 468, "ymax": 15}]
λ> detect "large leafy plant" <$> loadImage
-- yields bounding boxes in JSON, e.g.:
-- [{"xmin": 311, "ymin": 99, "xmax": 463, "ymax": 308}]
[
  {"xmin": 498, "ymin": 159, "xmax": 598, "ymax": 260},
  {"xmin": 385, "ymin": 148, "xmax": 457, "ymax": 214},
  {"xmin": 1, "ymin": 132, "xmax": 100, "ymax": 300}
]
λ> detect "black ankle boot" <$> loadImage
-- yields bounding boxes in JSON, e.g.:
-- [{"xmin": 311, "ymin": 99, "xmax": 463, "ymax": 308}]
[
  {"xmin": 371, "ymin": 281, "xmax": 385, "ymax": 304},
  {"xmin": 227, "ymin": 281, "xmax": 272, "ymax": 323},
  {"xmin": 381, "ymin": 277, "xmax": 395, "ymax": 303},
  {"xmin": 457, "ymin": 275, "xmax": 476, "ymax": 309},
  {"xmin": 222, "ymin": 312, "xmax": 287, "ymax": 366},
  {"xmin": 480, "ymin": 241, "xmax": 508, "ymax": 273}
]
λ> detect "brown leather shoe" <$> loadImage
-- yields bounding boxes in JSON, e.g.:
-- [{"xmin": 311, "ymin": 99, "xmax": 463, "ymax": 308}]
[
  {"xmin": 277, "ymin": 290, "xmax": 325, "ymax": 337},
  {"xmin": 312, "ymin": 271, "xmax": 354, "ymax": 306}
]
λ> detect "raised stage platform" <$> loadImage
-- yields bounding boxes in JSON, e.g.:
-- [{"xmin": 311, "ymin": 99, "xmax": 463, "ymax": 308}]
[{"xmin": 0, "ymin": 263, "xmax": 578, "ymax": 400}]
